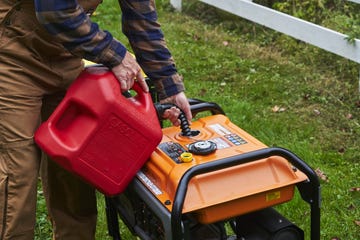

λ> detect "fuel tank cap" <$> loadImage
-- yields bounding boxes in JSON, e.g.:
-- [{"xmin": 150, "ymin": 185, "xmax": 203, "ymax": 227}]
[{"xmin": 188, "ymin": 140, "xmax": 217, "ymax": 155}]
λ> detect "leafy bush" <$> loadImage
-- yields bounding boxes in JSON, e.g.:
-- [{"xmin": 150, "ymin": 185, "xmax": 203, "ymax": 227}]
[{"xmin": 266, "ymin": 0, "xmax": 360, "ymax": 41}]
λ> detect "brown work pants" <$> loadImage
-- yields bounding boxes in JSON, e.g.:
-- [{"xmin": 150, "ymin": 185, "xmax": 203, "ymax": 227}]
[{"xmin": 0, "ymin": 1, "xmax": 97, "ymax": 239}]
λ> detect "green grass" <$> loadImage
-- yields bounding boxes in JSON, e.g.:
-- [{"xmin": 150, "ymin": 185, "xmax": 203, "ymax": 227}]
[{"xmin": 35, "ymin": 0, "xmax": 359, "ymax": 239}]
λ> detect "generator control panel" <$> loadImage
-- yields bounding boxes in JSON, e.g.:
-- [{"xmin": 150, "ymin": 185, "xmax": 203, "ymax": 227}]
[
  {"xmin": 158, "ymin": 142, "xmax": 187, "ymax": 163},
  {"xmin": 156, "ymin": 115, "xmax": 253, "ymax": 164}
]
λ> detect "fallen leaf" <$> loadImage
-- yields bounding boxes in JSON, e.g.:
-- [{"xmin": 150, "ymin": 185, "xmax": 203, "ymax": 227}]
[
  {"xmin": 303, "ymin": 93, "xmax": 311, "ymax": 100},
  {"xmin": 355, "ymin": 100, "xmax": 360, "ymax": 108},
  {"xmin": 350, "ymin": 187, "xmax": 360, "ymax": 192},
  {"xmin": 315, "ymin": 168, "xmax": 329, "ymax": 182},
  {"xmin": 355, "ymin": 220, "xmax": 360, "ymax": 226},
  {"xmin": 314, "ymin": 109, "xmax": 321, "ymax": 115},
  {"xmin": 193, "ymin": 34, "xmax": 200, "ymax": 41},
  {"xmin": 346, "ymin": 113, "xmax": 353, "ymax": 119},
  {"xmin": 348, "ymin": 203, "xmax": 356, "ymax": 211},
  {"xmin": 338, "ymin": 147, "xmax": 345, "ymax": 153},
  {"xmin": 272, "ymin": 105, "xmax": 286, "ymax": 113}
]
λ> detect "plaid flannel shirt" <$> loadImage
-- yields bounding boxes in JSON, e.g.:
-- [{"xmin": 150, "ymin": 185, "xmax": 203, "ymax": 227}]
[{"xmin": 34, "ymin": 0, "xmax": 184, "ymax": 99}]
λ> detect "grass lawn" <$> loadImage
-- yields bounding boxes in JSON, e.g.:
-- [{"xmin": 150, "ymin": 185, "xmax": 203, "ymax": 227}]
[{"xmin": 36, "ymin": 0, "xmax": 360, "ymax": 239}]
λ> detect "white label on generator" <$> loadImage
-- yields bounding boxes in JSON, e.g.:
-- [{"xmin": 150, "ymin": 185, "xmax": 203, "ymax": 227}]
[
  {"xmin": 209, "ymin": 124, "xmax": 231, "ymax": 135},
  {"xmin": 211, "ymin": 137, "xmax": 231, "ymax": 149},
  {"xmin": 137, "ymin": 171, "xmax": 162, "ymax": 195}
]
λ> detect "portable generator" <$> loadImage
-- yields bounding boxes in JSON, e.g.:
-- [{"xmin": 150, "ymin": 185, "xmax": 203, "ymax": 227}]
[{"xmin": 104, "ymin": 99, "xmax": 321, "ymax": 240}]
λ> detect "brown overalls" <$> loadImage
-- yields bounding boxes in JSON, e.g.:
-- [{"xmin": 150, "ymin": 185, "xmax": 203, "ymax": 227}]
[{"xmin": 0, "ymin": 0, "xmax": 103, "ymax": 239}]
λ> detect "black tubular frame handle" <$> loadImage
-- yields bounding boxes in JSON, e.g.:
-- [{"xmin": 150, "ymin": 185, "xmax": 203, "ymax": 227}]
[
  {"xmin": 171, "ymin": 147, "xmax": 321, "ymax": 240},
  {"xmin": 188, "ymin": 98, "xmax": 225, "ymax": 116}
]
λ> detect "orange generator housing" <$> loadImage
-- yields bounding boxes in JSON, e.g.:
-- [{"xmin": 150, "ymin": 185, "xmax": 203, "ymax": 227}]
[
  {"xmin": 109, "ymin": 99, "xmax": 321, "ymax": 240},
  {"xmin": 142, "ymin": 114, "xmax": 307, "ymax": 224}
]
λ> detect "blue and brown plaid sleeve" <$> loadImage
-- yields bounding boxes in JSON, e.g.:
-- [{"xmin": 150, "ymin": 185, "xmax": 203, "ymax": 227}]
[
  {"xmin": 119, "ymin": 0, "xmax": 185, "ymax": 99},
  {"xmin": 34, "ymin": 0, "xmax": 127, "ymax": 68},
  {"xmin": 34, "ymin": 0, "xmax": 185, "ymax": 99}
]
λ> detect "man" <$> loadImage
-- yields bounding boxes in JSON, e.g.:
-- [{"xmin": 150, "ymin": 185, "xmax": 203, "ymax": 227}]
[{"xmin": 0, "ymin": 0, "xmax": 191, "ymax": 239}]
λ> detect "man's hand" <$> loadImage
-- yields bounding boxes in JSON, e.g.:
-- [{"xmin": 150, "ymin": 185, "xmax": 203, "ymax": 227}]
[
  {"xmin": 160, "ymin": 92, "xmax": 192, "ymax": 126},
  {"xmin": 111, "ymin": 51, "xmax": 149, "ymax": 92}
]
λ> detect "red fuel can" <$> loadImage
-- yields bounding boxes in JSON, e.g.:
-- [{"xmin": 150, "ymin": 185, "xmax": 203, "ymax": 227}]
[{"xmin": 35, "ymin": 66, "xmax": 162, "ymax": 196}]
